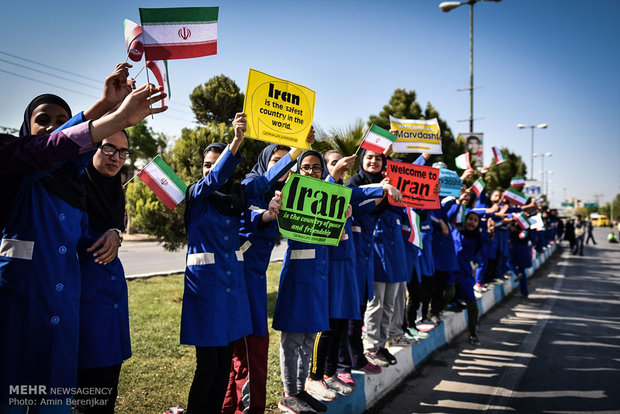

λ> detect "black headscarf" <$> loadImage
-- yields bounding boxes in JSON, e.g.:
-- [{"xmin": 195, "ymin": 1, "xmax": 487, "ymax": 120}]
[
  {"xmin": 346, "ymin": 149, "xmax": 388, "ymax": 214},
  {"xmin": 79, "ymin": 159, "xmax": 126, "ymax": 234},
  {"xmin": 19, "ymin": 94, "xmax": 86, "ymax": 210},
  {"xmin": 245, "ymin": 143, "xmax": 290, "ymax": 202},
  {"xmin": 296, "ymin": 149, "xmax": 326, "ymax": 178},
  {"xmin": 346, "ymin": 149, "xmax": 387, "ymax": 187},
  {"xmin": 202, "ymin": 142, "xmax": 245, "ymax": 216}
]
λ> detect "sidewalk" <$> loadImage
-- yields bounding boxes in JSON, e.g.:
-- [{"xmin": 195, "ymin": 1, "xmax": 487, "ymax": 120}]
[{"xmin": 322, "ymin": 242, "xmax": 558, "ymax": 414}]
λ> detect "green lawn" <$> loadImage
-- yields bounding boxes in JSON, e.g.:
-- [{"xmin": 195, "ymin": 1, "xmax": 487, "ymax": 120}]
[{"xmin": 116, "ymin": 262, "xmax": 284, "ymax": 413}]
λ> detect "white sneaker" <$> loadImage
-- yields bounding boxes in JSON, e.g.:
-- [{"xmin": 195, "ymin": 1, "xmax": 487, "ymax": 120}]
[
  {"xmin": 305, "ymin": 378, "xmax": 338, "ymax": 401},
  {"xmin": 324, "ymin": 376, "xmax": 354, "ymax": 396}
]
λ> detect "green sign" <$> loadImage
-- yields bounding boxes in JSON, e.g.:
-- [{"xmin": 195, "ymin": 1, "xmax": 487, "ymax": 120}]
[
  {"xmin": 584, "ymin": 203, "xmax": 598, "ymax": 208},
  {"xmin": 277, "ymin": 174, "xmax": 352, "ymax": 246},
  {"xmin": 561, "ymin": 202, "xmax": 575, "ymax": 207}
]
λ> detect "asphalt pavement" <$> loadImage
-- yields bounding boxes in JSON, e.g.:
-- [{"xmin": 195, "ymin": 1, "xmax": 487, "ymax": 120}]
[{"xmin": 371, "ymin": 227, "xmax": 620, "ymax": 413}]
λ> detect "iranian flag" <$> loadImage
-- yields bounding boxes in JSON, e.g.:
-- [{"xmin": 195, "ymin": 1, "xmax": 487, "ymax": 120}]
[
  {"xmin": 454, "ymin": 152, "xmax": 471, "ymax": 170},
  {"xmin": 510, "ymin": 176, "xmax": 526, "ymax": 187},
  {"xmin": 514, "ymin": 212, "xmax": 531, "ymax": 230},
  {"xmin": 407, "ymin": 208, "xmax": 423, "ymax": 249},
  {"xmin": 471, "ymin": 178, "xmax": 486, "ymax": 197},
  {"xmin": 124, "ymin": 19, "xmax": 144, "ymax": 62},
  {"xmin": 146, "ymin": 60, "xmax": 170, "ymax": 105},
  {"xmin": 360, "ymin": 124, "xmax": 397, "ymax": 154},
  {"xmin": 138, "ymin": 156, "xmax": 187, "ymax": 210},
  {"xmin": 455, "ymin": 204, "xmax": 467, "ymax": 224},
  {"xmin": 140, "ymin": 7, "xmax": 218, "ymax": 61},
  {"xmin": 504, "ymin": 188, "xmax": 528, "ymax": 206},
  {"xmin": 492, "ymin": 146, "xmax": 506, "ymax": 164}
]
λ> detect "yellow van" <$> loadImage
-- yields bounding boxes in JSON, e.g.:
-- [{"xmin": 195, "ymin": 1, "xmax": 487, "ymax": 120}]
[{"xmin": 591, "ymin": 215, "xmax": 610, "ymax": 227}]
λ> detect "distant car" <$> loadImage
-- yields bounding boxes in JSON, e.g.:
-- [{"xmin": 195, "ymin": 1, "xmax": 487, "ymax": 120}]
[{"xmin": 590, "ymin": 215, "xmax": 610, "ymax": 227}]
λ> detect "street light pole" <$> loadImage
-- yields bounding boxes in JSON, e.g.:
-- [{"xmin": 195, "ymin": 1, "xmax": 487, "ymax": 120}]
[
  {"xmin": 518, "ymin": 123, "xmax": 548, "ymax": 180},
  {"xmin": 439, "ymin": 0, "xmax": 501, "ymax": 133}
]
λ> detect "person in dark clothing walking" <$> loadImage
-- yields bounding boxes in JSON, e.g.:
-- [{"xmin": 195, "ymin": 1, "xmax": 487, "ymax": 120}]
[{"xmin": 585, "ymin": 219, "xmax": 597, "ymax": 245}]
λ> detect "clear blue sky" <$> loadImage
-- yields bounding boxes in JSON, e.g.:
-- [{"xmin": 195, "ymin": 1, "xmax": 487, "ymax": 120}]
[{"xmin": 1, "ymin": 0, "xmax": 619, "ymax": 208}]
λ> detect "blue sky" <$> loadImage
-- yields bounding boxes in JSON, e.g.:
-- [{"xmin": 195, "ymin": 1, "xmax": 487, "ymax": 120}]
[{"xmin": 1, "ymin": 0, "xmax": 619, "ymax": 208}]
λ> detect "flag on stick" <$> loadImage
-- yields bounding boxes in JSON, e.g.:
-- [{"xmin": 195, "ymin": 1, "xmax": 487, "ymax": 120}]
[
  {"xmin": 492, "ymin": 146, "xmax": 506, "ymax": 164},
  {"xmin": 407, "ymin": 208, "xmax": 423, "ymax": 249},
  {"xmin": 514, "ymin": 212, "xmax": 531, "ymax": 230},
  {"xmin": 510, "ymin": 176, "xmax": 526, "ymax": 187},
  {"xmin": 138, "ymin": 156, "xmax": 187, "ymax": 210},
  {"xmin": 504, "ymin": 188, "xmax": 528, "ymax": 206},
  {"xmin": 471, "ymin": 178, "xmax": 486, "ymax": 197},
  {"xmin": 359, "ymin": 124, "xmax": 397, "ymax": 154},
  {"xmin": 124, "ymin": 19, "xmax": 144, "ymax": 62},
  {"xmin": 140, "ymin": 7, "xmax": 218, "ymax": 61},
  {"xmin": 146, "ymin": 60, "xmax": 170, "ymax": 105},
  {"xmin": 454, "ymin": 152, "xmax": 471, "ymax": 170}
]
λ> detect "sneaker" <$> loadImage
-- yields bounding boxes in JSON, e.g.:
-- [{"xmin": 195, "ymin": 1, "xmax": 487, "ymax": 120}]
[
  {"xmin": 474, "ymin": 290, "xmax": 483, "ymax": 300},
  {"xmin": 297, "ymin": 391, "xmax": 326, "ymax": 413},
  {"xmin": 359, "ymin": 361, "xmax": 382, "ymax": 374},
  {"xmin": 430, "ymin": 314, "xmax": 441, "ymax": 324},
  {"xmin": 416, "ymin": 319, "xmax": 436, "ymax": 332},
  {"xmin": 279, "ymin": 392, "xmax": 316, "ymax": 414},
  {"xmin": 337, "ymin": 372, "xmax": 356, "ymax": 388},
  {"xmin": 305, "ymin": 378, "xmax": 337, "ymax": 401},
  {"xmin": 378, "ymin": 347, "xmax": 397, "ymax": 365},
  {"xmin": 364, "ymin": 350, "xmax": 390, "ymax": 367},
  {"xmin": 474, "ymin": 283, "xmax": 483, "ymax": 293},
  {"xmin": 481, "ymin": 284, "xmax": 489, "ymax": 292},
  {"xmin": 324, "ymin": 375, "xmax": 354, "ymax": 396},
  {"xmin": 406, "ymin": 326, "xmax": 429, "ymax": 339},
  {"xmin": 469, "ymin": 335, "xmax": 481, "ymax": 346},
  {"xmin": 402, "ymin": 331, "xmax": 420, "ymax": 344},
  {"xmin": 389, "ymin": 334, "xmax": 416, "ymax": 346}
]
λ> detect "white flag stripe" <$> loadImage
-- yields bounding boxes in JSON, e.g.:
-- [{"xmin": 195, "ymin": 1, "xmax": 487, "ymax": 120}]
[
  {"xmin": 143, "ymin": 162, "xmax": 185, "ymax": 203},
  {"xmin": 143, "ymin": 23, "xmax": 217, "ymax": 45},
  {"xmin": 366, "ymin": 131, "xmax": 394, "ymax": 149}
]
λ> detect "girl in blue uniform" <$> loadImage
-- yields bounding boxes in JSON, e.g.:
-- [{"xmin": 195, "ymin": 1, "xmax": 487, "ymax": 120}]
[
  {"xmin": 75, "ymin": 130, "xmax": 131, "ymax": 414},
  {"xmin": 0, "ymin": 81, "xmax": 165, "ymax": 413},
  {"xmin": 182, "ymin": 114, "xmax": 295, "ymax": 413}
]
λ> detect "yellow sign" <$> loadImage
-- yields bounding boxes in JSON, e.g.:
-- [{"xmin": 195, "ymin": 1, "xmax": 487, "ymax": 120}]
[
  {"xmin": 389, "ymin": 115, "xmax": 442, "ymax": 154},
  {"xmin": 243, "ymin": 69, "xmax": 315, "ymax": 149}
]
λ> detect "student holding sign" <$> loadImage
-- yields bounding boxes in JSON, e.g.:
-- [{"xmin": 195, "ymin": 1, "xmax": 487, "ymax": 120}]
[
  {"xmin": 223, "ymin": 131, "xmax": 315, "ymax": 414},
  {"xmin": 182, "ymin": 114, "xmax": 300, "ymax": 413}
]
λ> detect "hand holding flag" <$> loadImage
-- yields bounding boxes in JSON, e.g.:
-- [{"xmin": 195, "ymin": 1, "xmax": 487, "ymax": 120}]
[
  {"xmin": 146, "ymin": 60, "xmax": 170, "ymax": 106},
  {"xmin": 359, "ymin": 124, "xmax": 397, "ymax": 154}
]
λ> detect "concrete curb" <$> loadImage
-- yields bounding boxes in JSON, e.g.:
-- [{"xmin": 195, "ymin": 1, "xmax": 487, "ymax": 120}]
[{"xmin": 324, "ymin": 242, "xmax": 558, "ymax": 413}]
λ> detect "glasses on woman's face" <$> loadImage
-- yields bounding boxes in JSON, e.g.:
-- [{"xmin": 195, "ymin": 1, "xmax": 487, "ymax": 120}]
[
  {"xmin": 100, "ymin": 144, "xmax": 130, "ymax": 160},
  {"xmin": 300, "ymin": 164, "xmax": 323, "ymax": 173}
]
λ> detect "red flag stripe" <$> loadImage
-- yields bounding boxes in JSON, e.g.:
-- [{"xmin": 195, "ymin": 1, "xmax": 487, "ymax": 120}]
[
  {"xmin": 360, "ymin": 140, "xmax": 388, "ymax": 154},
  {"xmin": 144, "ymin": 41, "xmax": 216, "ymax": 61},
  {"xmin": 138, "ymin": 169, "xmax": 178, "ymax": 210}
]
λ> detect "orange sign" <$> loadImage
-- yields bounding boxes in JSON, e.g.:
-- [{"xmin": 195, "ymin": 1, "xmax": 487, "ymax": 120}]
[{"xmin": 386, "ymin": 160, "xmax": 440, "ymax": 209}]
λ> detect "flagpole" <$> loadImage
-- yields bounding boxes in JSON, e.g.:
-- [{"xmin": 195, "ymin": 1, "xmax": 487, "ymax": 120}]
[
  {"xmin": 123, "ymin": 172, "xmax": 140, "ymax": 189},
  {"xmin": 133, "ymin": 65, "xmax": 146, "ymax": 79},
  {"xmin": 124, "ymin": 48, "xmax": 131, "ymax": 64}
]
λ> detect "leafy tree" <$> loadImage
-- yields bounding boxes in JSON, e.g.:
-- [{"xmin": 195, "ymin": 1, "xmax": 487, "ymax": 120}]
[
  {"xmin": 482, "ymin": 148, "xmax": 527, "ymax": 190},
  {"xmin": 597, "ymin": 193, "xmax": 620, "ymax": 222},
  {"xmin": 368, "ymin": 88, "xmax": 422, "ymax": 129},
  {"xmin": 126, "ymin": 120, "xmax": 167, "ymax": 172},
  {"xmin": 313, "ymin": 120, "xmax": 367, "ymax": 181},
  {"xmin": 190, "ymin": 74, "xmax": 245, "ymax": 125}
]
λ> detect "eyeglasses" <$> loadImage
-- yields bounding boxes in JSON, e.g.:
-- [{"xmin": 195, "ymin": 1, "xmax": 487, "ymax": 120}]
[
  {"xmin": 300, "ymin": 164, "xmax": 323, "ymax": 173},
  {"xmin": 100, "ymin": 144, "xmax": 130, "ymax": 160}
]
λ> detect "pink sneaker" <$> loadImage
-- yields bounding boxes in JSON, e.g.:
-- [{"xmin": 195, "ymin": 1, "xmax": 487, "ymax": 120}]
[
  {"xmin": 360, "ymin": 361, "xmax": 382, "ymax": 374},
  {"xmin": 337, "ymin": 372, "xmax": 356, "ymax": 388}
]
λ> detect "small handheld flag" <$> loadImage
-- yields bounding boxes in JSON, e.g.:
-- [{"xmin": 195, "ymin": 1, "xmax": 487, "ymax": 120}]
[
  {"xmin": 140, "ymin": 7, "xmax": 219, "ymax": 61},
  {"xmin": 514, "ymin": 212, "xmax": 531, "ymax": 230},
  {"xmin": 492, "ymin": 147, "xmax": 506, "ymax": 164},
  {"xmin": 407, "ymin": 208, "xmax": 423, "ymax": 249},
  {"xmin": 454, "ymin": 152, "xmax": 471, "ymax": 170},
  {"xmin": 138, "ymin": 156, "xmax": 187, "ymax": 210},
  {"xmin": 146, "ymin": 60, "xmax": 170, "ymax": 105},
  {"xmin": 471, "ymin": 178, "xmax": 486, "ymax": 197},
  {"xmin": 504, "ymin": 188, "xmax": 528, "ymax": 206},
  {"xmin": 510, "ymin": 176, "xmax": 526, "ymax": 187},
  {"xmin": 124, "ymin": 19, "xmax": 144, "ymax": 62},
  {"xmin": 359, "ymin": 124, "xmax": 397, "ymax": 154}
]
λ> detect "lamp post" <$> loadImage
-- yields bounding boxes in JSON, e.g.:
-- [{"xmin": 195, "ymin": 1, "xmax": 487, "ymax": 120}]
[
  {"xmin": 533, "ymin": 152, "xmax": 552, "ymax": 193},
  {"xmin": 518, "ymin": 123, "xmax": 548, "ymax": 180},
  {"xmin": 439, "ymin": 0, "xmax": 502, "ymax": 133}
]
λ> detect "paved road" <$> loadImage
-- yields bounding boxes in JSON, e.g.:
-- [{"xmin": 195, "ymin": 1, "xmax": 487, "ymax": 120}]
[
  {"xmin": 118, "ymin": 237, "xmax": 288, "ymax": 277},
  {"xmin": 373, "ymin": 227, "xmax": 620, "ymax": 413}
]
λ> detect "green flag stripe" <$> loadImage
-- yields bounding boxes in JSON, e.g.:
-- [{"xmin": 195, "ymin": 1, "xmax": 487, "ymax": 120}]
[
  {"xmin": 152, "ymin": 156, "xmax": 187, "ymax": 192},
  {"xmin": 369, "ymin": 124, "xmax": 397, "ymax": 142},
  {"xmin": 140, "ymin": 7, "xmax": 219, "ymax": 25}
]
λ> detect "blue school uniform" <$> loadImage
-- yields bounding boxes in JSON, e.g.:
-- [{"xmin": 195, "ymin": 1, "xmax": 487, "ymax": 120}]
[
  {"xmin": 451, "ymin": 228, "xmax": 482, "ymax": 302},
  {"xmin": 399, "ymin": 210, "xmax": 421, "ymax": 283},
  {"xmin": 273, "ymin": 240, "xmax": 330, "ymax": 333},
  {"xmin": 77, "ymin": 234, "xmax": 131, "ymax": 368},
  {"xmin": 419, "ymin": 212, "xmax": 435, "ymax": 277},
  {"xmin": 374, "ymin": 207, "xmax": 409, "ymax": 283},
  {"xmin": 432, "ymin": 201, "xmax": 459, "ymax": 274},
  {"xmin": 0, "ymin": 115, "xmax": 94, "ymax": 404}
]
